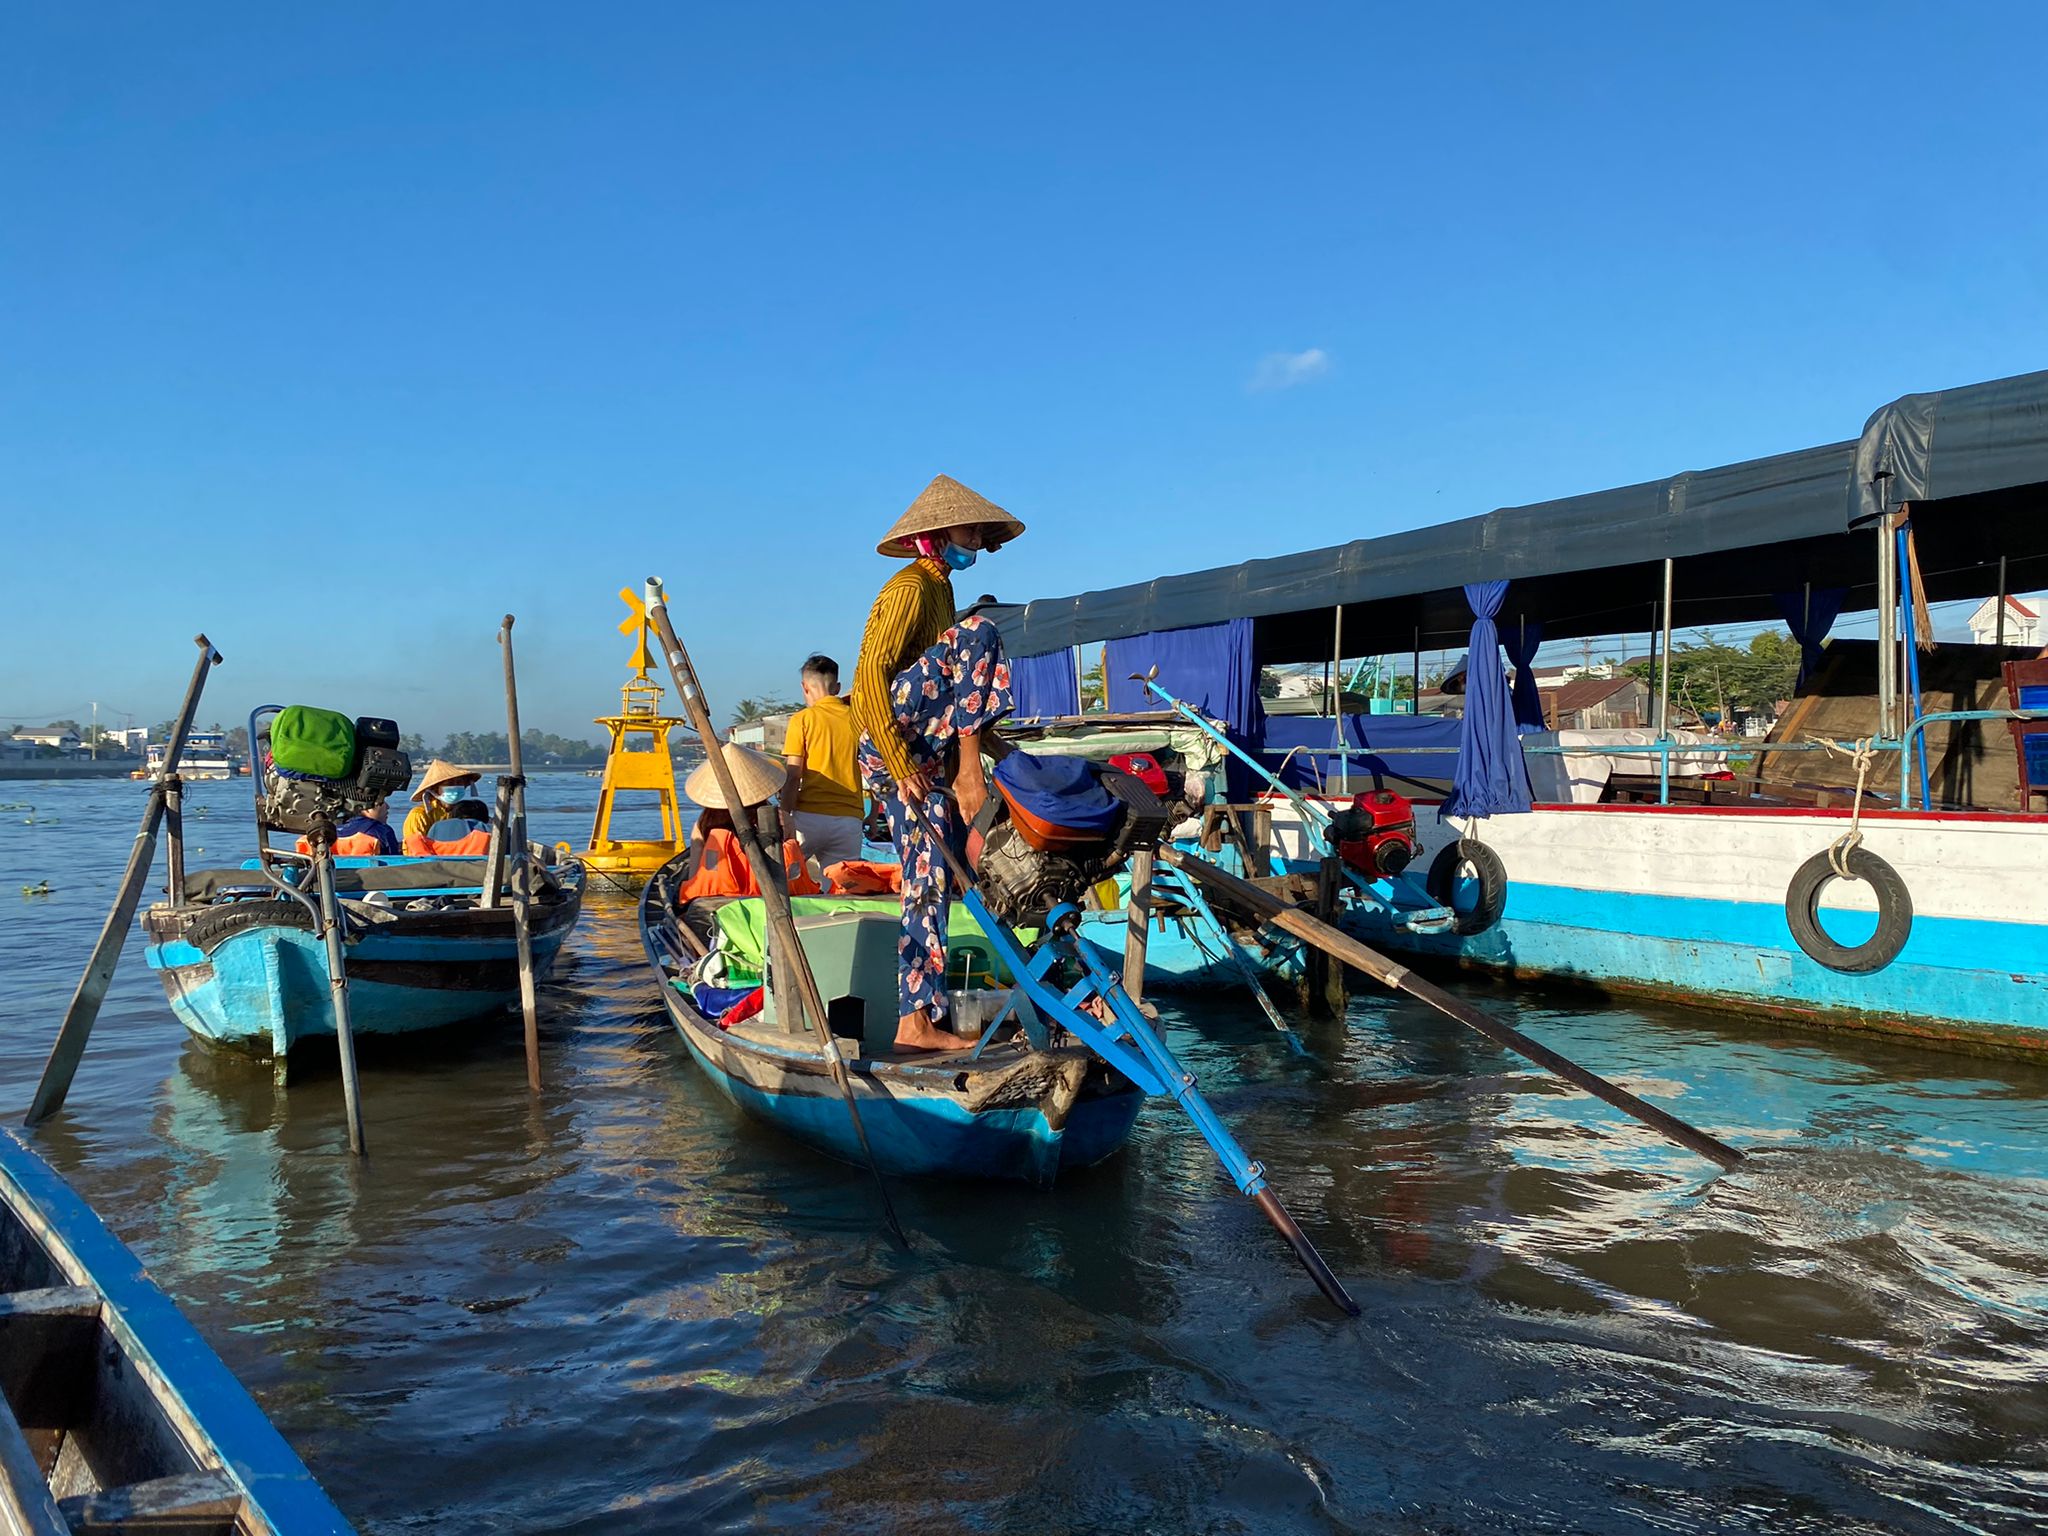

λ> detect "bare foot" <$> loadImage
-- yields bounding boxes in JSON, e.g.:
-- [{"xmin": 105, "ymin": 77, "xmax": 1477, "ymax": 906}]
[{"xmin": 894, "ymin": 1011, "xmax": 980, "ymax": 1052}]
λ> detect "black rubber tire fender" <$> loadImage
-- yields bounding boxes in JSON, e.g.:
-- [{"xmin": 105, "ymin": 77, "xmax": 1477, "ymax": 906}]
[
  {"xmin": 1784, "ymin": 846, "xmax": 1913, "ymax": 974},
  {"xmin": 1425, "ymin": 838, "xmax": 1508, "ymax": 936},
  {"xmin": 182, "ymin": 898, "xmax": 318, "ymax": 955}
]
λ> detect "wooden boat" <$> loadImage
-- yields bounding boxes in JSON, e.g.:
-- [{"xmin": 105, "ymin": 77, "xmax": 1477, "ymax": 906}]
[
  {"xmin": 639, "ymin": 855, "xmax": 1144, "ymax": 1184},
  {"xmin": 0, "ymin": 1125, "xmax": 351, "ymax": 1533},
  {"xmin": 142, "ymin": 855, "xmax": 586, "ymax": 1061}
]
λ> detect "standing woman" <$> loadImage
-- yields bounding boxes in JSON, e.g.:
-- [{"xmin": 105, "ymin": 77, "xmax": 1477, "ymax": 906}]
[{"xmin": 853, "ymin": 475, "xmax": 1023, "ymax": 1051}]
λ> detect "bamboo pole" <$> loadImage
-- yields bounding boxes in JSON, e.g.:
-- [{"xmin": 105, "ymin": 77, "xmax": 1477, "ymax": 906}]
[
  {"xmin": 310, "ymin": 838, "xmax": 368, "ymax": 1156},
  {"xmin": 643, "ymin": 580, "xmax": 908, "ymax": 1246},
  {"xmin": 1122, "ymin": 847, "xmax": 1154, "ymax": 1003},
  {"xmin": 499, "ymin": 616, "xmax": 542, "ymax": 1092},
  {"xmin": 27, "ymin": 637, "xmax": 222, "ymax": 1126}
]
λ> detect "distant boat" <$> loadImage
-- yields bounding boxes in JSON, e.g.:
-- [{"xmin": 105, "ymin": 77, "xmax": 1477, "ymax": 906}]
[
  {"xmin": 135, "ymin": 730, "xmax": 238, "ymax": 782},
  {"xmin": 0, "ymin": 1125, "xmax": 353, "ymax": 1532},
  {"xmin": 639, "ymin": 855, "xmax": 1144, "ymax": 1184},
  {"xmin": 143, "ymin": 854, "xmax": 586, "ymax": 1064}
]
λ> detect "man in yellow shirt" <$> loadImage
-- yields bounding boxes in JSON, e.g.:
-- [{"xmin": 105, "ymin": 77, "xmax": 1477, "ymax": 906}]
[{"xmin": 779, "ymin": 654, "xmax": 864, "ymax": 872}]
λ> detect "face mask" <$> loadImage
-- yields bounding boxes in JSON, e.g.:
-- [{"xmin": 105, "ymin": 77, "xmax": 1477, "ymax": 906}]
[
  {"xmin": 942, "ymin": 542, "xmax": 979, "ymax": 571},
  {"xmin": 439, "ymin": 786, "xmax": 466, "ymax": 806}
]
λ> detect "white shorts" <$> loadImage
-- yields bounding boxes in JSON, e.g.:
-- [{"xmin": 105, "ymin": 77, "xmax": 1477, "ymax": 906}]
[{"xmin": 789, "ymin": 811, "xmax": 863, "ymax": 873}]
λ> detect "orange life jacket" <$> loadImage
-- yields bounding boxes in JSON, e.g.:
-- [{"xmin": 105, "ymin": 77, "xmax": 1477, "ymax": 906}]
[
  {"xmin": 297, "ymin": 832, "xmax": 389, "ymax": 857},
  {"xmin": 403, "ymin": 824, "xmax": 493, "ymax": 857},
  {"xmin": 677, "ymin": 830, "xmax": 821, "ymax": 907},
  {"xmin": 824, "ymin": 859, "xmax": 902, "ymax": 895}
]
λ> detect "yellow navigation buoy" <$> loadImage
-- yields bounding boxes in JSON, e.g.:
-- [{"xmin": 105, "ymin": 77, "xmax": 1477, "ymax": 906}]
[{"xmin": 579, "ymin": 586, "xmax": 691, "ymax": 881}]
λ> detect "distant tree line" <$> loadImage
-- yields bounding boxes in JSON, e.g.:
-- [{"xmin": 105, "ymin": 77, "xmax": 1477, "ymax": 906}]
[{"xmin": 399, "ymin": 729, "xmax": 610, "ymax": 765}]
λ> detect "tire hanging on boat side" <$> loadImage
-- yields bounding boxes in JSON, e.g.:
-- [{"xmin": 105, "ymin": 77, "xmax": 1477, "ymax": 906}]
[
  {"xmin": 1784, "ymin": 847, "xmax": 1913, "ymax": 973},
  {"xmin": 1425, "ymin": 838, "xmax": 1508, "ymax": 936}
]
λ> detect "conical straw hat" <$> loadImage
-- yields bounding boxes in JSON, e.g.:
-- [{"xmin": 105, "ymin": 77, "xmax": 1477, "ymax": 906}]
[
  {"xmin": 685, "ymin": 742, "xmax": 788, "ymax": 810},
  {"xmin": 877, "ymin": 474, "xmax": 1026, "ymax": 558},
  {"xmin": 409, "ymin": 758, "xmax": 482, "ymax": 801}
]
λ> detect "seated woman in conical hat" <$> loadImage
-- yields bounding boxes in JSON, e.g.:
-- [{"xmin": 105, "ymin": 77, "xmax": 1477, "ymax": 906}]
[
  {"xmin": 851, "ymin": 474, "xmax": 1023, "ymax": 1052},
  {"xmin": 676, "ymin": 743, "xmax": 821, "ymax": 908},
  {"xmin": 402, "ymin": 759, "xmax": 484, "ymax": 855}
]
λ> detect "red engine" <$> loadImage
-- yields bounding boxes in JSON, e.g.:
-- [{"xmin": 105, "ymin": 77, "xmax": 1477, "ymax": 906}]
[
  {"xmin": 1107, "ymin": 751, "xmax": 1170, "ymax": 799},
  {"xmin": 1329, "ymin": 789, "xmax": 1417, "ymax": 881}
]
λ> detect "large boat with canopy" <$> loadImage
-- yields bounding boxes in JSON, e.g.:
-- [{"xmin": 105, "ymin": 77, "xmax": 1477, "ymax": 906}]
[{"xmin": 980, "ymin": 370, "xmax": 2048, "ymax": 1056}]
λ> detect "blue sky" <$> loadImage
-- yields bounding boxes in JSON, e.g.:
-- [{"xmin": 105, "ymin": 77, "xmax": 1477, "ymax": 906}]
[{"xmin": 4, "ymin": 3, "xmax": 2045, "ymax": 741}]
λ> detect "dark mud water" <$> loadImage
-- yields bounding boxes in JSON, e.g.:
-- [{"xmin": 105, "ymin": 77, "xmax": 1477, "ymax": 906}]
[{"xmin": 1, "ymin": 776, "xmax": 2044, "ymax": 1533}]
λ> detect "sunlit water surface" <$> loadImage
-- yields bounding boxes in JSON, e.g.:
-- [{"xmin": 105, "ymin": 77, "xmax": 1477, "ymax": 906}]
[{"xmin": 1, "ymin": 776, "xmax": 2044, "ymax": 1533}]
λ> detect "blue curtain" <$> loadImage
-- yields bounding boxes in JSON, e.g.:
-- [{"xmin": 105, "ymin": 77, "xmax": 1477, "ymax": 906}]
[
  {"xmin": 1440, "ymin": 580, "xmax": 1533, "ymax": 820},
  {"xmin": 1105, "ymin": 619, "xmax": 1264, "ymax": 797},
  {"xmin": 1502, "ymin": 614, "xmax": 1546, "ymax": 732},
  {"xmin": 1010, "ymin": 649, "xmax": 1080, "ymax": 720},
  {"xmin": 1772, "ymin": 587, "xmax": 1848, "ymax": 693},
  {"xmin": 1105, "ymin": 619, "xmax": 1261, "ymax": 728}
]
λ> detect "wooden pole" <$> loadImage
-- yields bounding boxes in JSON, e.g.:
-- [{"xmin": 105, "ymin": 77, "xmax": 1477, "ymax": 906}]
[
  {"xmin": 643, "ymin": 580, "xmax": 909, "ymax": 1246},
  {"xmin": 1122, "ymin": 847, "xmax": 1154, "ymax": 1003},
  {"xmin": 1159, "ymin": 847, "xmax": 1745, "ymax": 1170},
  {"xmin": 311, "ymin": 837, "xmax": 368, "ymax": 1156},
  {"xmin": 27, "ymin": 636, "xmax": 222, "ymax": 1126},
  {"xmin": 499, "ymin": 616, "xmax": 542, "ymax": 1092},
  {"xmin": 1996, "ymin": 555, "xmax": 2009, "ymax": 648}
]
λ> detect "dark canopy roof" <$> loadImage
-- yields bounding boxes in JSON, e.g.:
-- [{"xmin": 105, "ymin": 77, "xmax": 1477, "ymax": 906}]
[
  {"xmin": 1854, "ymin": 368, "xmax": 2048, "ymax": 524},
  {"xmin": 991, "ymin": 370, "xmax": 2048, "ymax": 665}
]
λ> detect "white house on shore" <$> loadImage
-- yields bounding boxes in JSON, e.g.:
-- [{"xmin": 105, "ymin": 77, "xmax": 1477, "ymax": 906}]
[
  {"xmin": 11, "ymin": 727, "xmax": 82, "ymax": 753},
  {"xmin": 1967, "ymin": 595, "xmax": 2041, "ymax": 648}
]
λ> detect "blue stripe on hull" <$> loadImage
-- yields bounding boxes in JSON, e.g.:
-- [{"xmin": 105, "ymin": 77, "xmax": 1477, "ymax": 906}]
[
  {"xmin": 672, "ymin": 1016, "xmax": 1145, "ymax": 1186},
  {"xmin": 1348, "ymin": 881, "xmax": 2048, "ymax": 1044},
  {"xmin": 146, "ymin": 924, "xmax": 570, "ymax": 1054}
]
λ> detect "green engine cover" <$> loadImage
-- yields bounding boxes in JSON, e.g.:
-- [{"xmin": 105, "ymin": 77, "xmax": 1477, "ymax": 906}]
[{"xmin": 270, "ymin": 705, "xmax": 357, "ymax": 780}]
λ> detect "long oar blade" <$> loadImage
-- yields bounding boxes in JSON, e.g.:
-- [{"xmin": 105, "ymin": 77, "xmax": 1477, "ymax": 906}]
[{"xmin": 1162, "ymin": 848, "xmax": 1744, "ymax": 1171}]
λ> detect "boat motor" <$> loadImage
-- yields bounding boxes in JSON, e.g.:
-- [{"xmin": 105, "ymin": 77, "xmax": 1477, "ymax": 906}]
[
  {"xmin": 260, "ymin": 714, "xmax": 413, "ymax": 837},
  {"xmin": 974, "ymin": 758, "xmax": 1170, "ymax": 924},
  {"xmin": 1327, "ymin": 789, "xmax": 1417, "ymax": 882}
]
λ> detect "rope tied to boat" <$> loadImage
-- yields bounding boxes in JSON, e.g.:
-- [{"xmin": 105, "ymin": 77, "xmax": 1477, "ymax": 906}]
[{"xmin": 1810, "ymin": 735, "xmax": 1876, "ymax": 880}]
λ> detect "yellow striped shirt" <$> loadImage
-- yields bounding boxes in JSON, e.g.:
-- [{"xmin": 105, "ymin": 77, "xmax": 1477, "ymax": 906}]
[{"xmin": 853, "ymin": 558, "xmax": 956, "ymax": 783}]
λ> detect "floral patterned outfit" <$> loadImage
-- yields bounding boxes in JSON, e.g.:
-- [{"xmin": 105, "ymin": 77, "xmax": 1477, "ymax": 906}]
[{"xmin": 855, "ymin": 614, "xmax": 1013, "ymax": 1024}]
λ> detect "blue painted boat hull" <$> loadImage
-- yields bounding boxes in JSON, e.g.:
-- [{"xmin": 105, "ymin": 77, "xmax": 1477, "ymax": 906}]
[
  {"xmin": 642, "ymin": 861, "xmax": 1144, "ymax": 1186},
  {"xmin": 142, "ymin": 863, "xmax": 585, "ymax": 1057}
]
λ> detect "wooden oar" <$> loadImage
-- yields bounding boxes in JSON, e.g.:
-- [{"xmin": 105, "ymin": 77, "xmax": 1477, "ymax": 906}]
[
  {"xmin": 27, "ymin": 636, "xmax": 223, "ymax": 1126},
  {"xmin": 1160, "ymin": 847, "xmax": 1745, "ymax": 1170},
  {"xmin": 642, "ymin": 579, "xmax": 910, "ymax": 1248},
  {"xmin": 499, "ymin": 615, "xmax": 543, "ymax": 1093}
]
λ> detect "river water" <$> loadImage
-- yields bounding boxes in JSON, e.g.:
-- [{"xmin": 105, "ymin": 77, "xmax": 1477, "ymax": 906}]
[{"xmin": 0, "ymin": 775, "xmax": 2043, "ymax": 1533}]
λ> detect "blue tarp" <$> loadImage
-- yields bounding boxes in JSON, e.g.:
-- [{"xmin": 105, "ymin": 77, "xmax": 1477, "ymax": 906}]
[
  {"xmin": 1259, "ymin": 713, "xmax": 1463, "ymax": 789},
  {"xmin": 1440, "ymin": 581, "xmax": 1532, "ymax": 819},
  {"xmin": 1010, "ymin": 649, "xmax": 1079, "ymax": 720}
]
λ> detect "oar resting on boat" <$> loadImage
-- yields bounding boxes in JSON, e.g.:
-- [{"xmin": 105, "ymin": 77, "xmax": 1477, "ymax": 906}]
[{"xmin": 1159, "ymin": 846, "xmax": 1746, "ymax": 1171}]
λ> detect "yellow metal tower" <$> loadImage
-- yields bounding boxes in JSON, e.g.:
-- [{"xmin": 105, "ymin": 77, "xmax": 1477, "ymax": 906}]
[{"xmin": 579, "ymin": 587, "xmax": 691, "ymax": 878}]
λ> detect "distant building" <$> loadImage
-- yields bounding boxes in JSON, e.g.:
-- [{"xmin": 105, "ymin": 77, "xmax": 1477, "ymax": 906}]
[
  {"xmin": 1966, "ymin": 595, "xmax": 2041, "ymax": 648},
  {"xmin": 12, "ymin": 727, "xmax": 82, "ymax": 753},
  {"xmin": 730, "ymin": 713, "xmax": 792, "ymax": 755},
  {"xmin": 106, "ymin": 726, "xmax": 151, "ymax": 751},
  {"xmin": 1540, "ymin": 676, "xmax": 1650, "ymax": 730}
]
